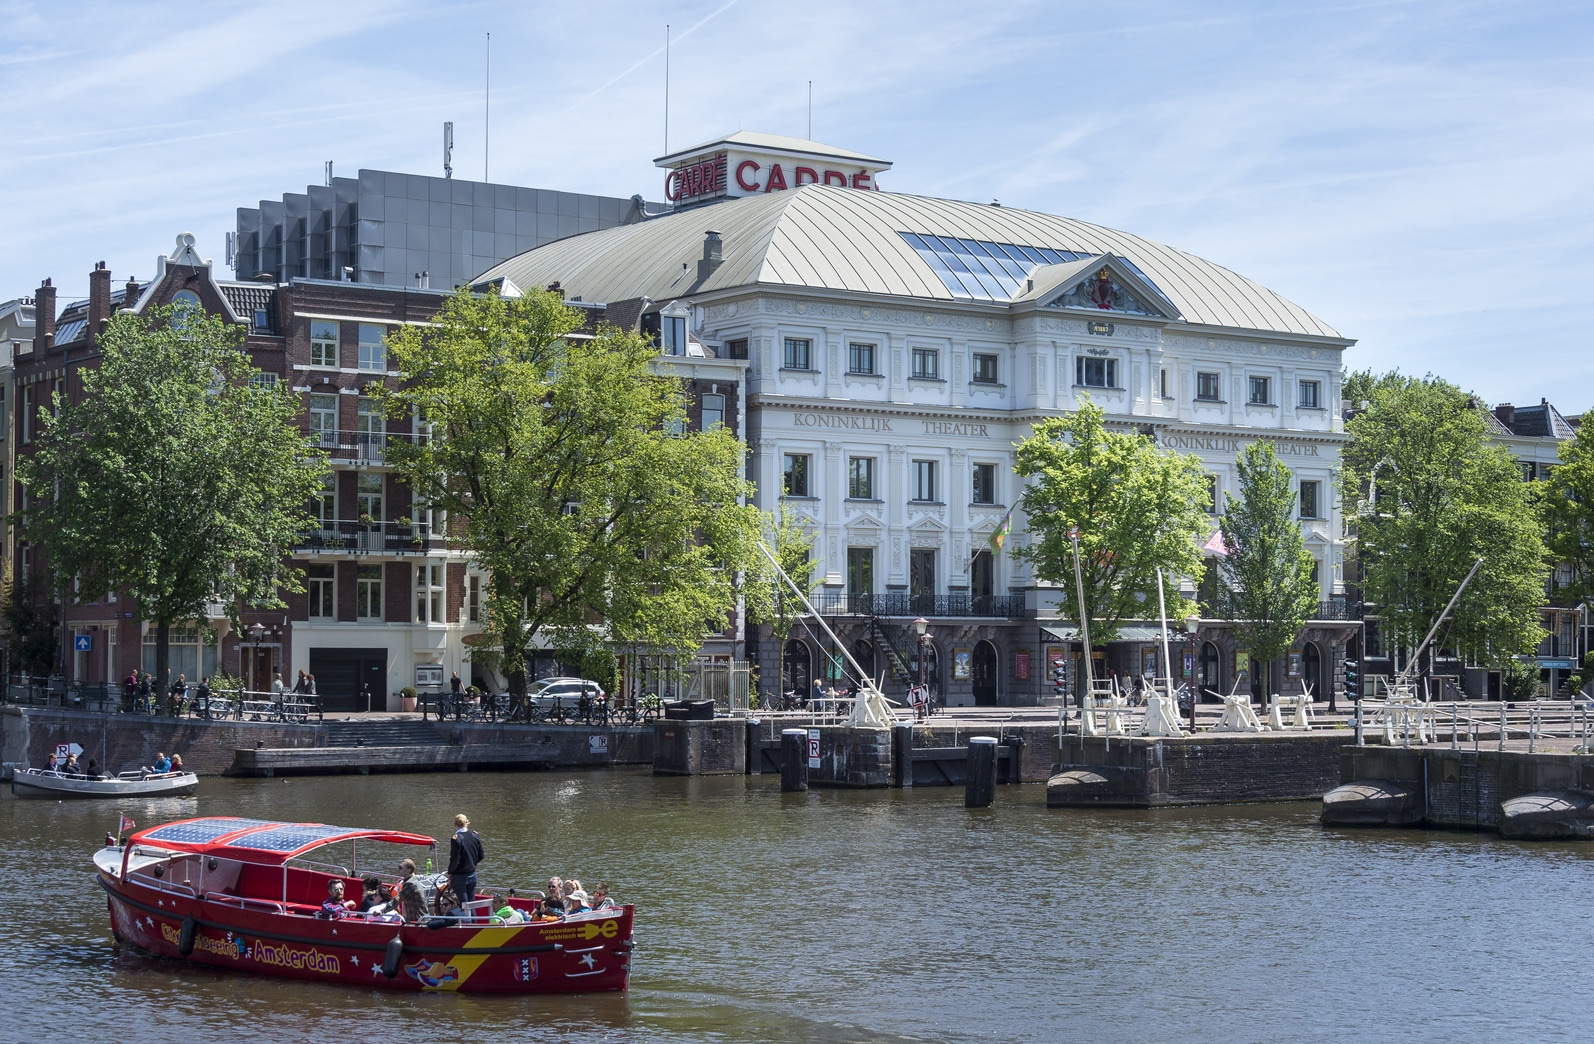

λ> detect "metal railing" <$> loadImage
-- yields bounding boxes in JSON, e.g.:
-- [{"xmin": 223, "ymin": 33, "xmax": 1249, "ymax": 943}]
[
  {"xmin": 810, "ymin": 592, "xmax": 1031, "ymax": 618},
  {"xmin": 298, "ymin": 519, "xmax": 443, "ymax": 554},
  {"xmin": 307, "ymin": 428, "xmax": 424, "ymax": 465}
]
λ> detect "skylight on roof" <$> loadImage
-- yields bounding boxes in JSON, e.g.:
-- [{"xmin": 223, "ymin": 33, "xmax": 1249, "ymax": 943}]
[{"xmin": 898, "ymin": 232, "xmax": 1085, "ymax": 300}]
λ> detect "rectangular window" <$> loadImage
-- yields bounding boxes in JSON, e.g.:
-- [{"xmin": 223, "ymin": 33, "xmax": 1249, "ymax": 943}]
[
  {"xmin": 783, "ymin": 337, "xmax": 812, "ymax": 370},
  {"xmin": 21, "ymin": 385, "xmax": 32, "ymax": 444},
  {"xmin": 972, "ymin": 353, "xmax": 999, "ymax": 384},
  {"xmin": 661, "ymin": 314, "xmax": 687, "ymax": 356},
  {"xmin": 848, "ymin": 457, "xmax": 874, "ymax": 499},
  {"xmin": 1205, "ymin": 475, "xmax": 1219, "ymax": 514},
  {"xmin": 1248, "ymin": 375, "xmax": 1271, "ymax": 405},
  {"xmin": 1300, "ymin": 480, "xmax": 1321, "ymax": 519},
  {"xmin": 307, "ymin": 564, "xmax": 335, "ymax": 619},
  {"xmin": 847, "ymin": 547, "xmax": 874, "ymax": 596},
  {"xmin": 357, "ymin": 472, "xmax": 384, "ymax": 523},
  {"xmin": 1299, "ymin": 379, "xmax": 1321, "ymax": 409},
  {"xmin": 467, "ymin": 574, "xmax": 481, "ymax": 623},
  {"xmin": 315, "ymin": 473, "xmax": 336, "ymax": 528},
  {"xmin": 356, "ymin": 397, "xmax": 384, "ymax": 458},
  {"xmin": 1159, "ymin": 367, "xmax": 1170, "ymax": 399},
  {"xmin": 912, "ymin": 460, "xmax": 937, "ymax": 502},
  {"xmin": 972, "ymin": 463, "xmax": 996, "ymax": 505},
  {"xmin": 309, "ymin": 393, "xmax": 338, "ymax": 446},
  {"xmin": 250, "ymin": 371, "xmax": 279, "ymax": 390},
  {"xmin": 911, "ymin": 347, "xmax": 939, "ymax": 379},
  {"xmin": 355, "ymin": 564, "xmax": 383, "ymax": 620},
  {"xmin": 909, "ymin": 549, "xmax": 936, "ymax": 597},
  {"xmin": 415, "ymin": 563, "xmax": 443, "ymax": 623},
  {"xmin": 783, "ymin": 453, "xmax": 811, "ymax": 497},
  {"xmin": 700, "ymin": 393, "xmax": 725, "ymax": 430},
  {"xmin": 1076, "ymin": 356, "xmax": 1116, "ymax": 388},
  {"xmin": 1196, "ymin": 371, "xmax": 1222, "ymax": 401},
  {"xmin": 309, "ymin": 320, "xmax": 339, "ymax": 367},
  {"xmin": 724, "ymin": 337, "xmax": 748, "ymax": 360},
  {"xmin": 357, "ymin": 323, "xmax": 386, "ymax": 372},
  {"xmin": 848, "ymin": 342, "xmax": 876, "ymax": 374}
]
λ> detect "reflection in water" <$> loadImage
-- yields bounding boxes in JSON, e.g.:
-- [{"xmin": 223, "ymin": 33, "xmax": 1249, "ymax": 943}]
[{"xmin": 6, "ymin": 769, "xmax": 1593, "ymax": 1041}]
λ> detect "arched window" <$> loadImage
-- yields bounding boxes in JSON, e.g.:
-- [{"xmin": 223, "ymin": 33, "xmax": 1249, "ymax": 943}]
[{"xmin": 782, "ymin": 640, "xmax": 812, "ymax": 699}]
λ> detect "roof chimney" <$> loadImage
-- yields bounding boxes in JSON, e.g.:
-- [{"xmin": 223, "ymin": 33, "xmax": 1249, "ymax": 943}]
[
  {"xmin": 697, "ymin": 230, "xmax": 723, "ymax": 282},
  {"xmin": 88, "ymin": 261, "xmax": 112, "ymax": 336},
  {"xmin": 1494, "ymin": 403, "xmax": 1516, "ymax": 432},
  {"xmin": 32, "ymin": 278, "xmax": 55, "ymax": 354},
  {"xmin": 124, "ymin": 277, "xmax": 140, "ymax": 310}
]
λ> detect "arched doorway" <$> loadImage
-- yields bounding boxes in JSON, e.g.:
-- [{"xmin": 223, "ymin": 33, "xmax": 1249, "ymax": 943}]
[
  {"xmin": 852, "ymin": 639, "xmax": 877, "ymax": 688},
  {"xmin": 972, "ymin": 640, "xmax": 999, "ymax": 706},
  {"xmin": 1199, "ymin": 641, "xmax": 1223, "ymax": 698},
  {"xmin": 909, "ymin": 640, "xmax": 940, "ymax": 698},
  {"xmin": 782, "ymin": 640, "xmax": 811, "ymax": 700},
  {"xmin": 1302, "ymin": 643, "xmax": 1322, "ymax": 698}
]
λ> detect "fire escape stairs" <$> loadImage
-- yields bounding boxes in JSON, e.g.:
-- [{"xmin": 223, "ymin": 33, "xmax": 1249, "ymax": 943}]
[{"xmin": 869, "ymin": 617, "xmax": 916, "ymax": 684}]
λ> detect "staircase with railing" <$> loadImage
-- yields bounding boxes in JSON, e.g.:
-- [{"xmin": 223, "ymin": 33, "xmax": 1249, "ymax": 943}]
[{"xmin": 869, "ymin": 618, "xmax": 915, "ymax": 683}]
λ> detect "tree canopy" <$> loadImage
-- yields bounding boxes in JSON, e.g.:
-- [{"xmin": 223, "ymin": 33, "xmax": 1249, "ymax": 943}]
[
  {"xmin": 1340, "ymin": 371, "xmax": 1546, "ymax": 668},
  {"xmin": 1218, "ymin": 441, "xmax": 1319, "ymax": 693},
  {"xmin": 1543, "ymin": 418, "xmax": 1594, "ymax": 607},
  {"xmin": 15, "ymin": 302, "xmax": 325, "ymax": 700},
  {"xmin": 382, "ymin": 287, "xmax": 768, "ymax": 696},
  {"xmin": 1014, "ymin": 397, "xmax": 1208, "ymax": 643}
]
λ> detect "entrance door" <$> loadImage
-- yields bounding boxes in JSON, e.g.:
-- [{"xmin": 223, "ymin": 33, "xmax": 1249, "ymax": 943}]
[
  {"xmin": 972, "ymin": 640, "xmax": 999, "ymax": 706},
  {"xmin": 309, "ymin": 648, "xmax": 388, "ymax": 712},
  {"xmin": 909, "ymin": 549, "xmax": 936, "ymax": 614},
  {"xmin": 1302, "ymin": 643, "xmax": 1322, "ymax": 698},
  {"xmin": 1199, "ymin": 641, "xmax": 1222, "ymax": 697},
  {"xmin": 782, "ymin": 640, "xmax": 811, "ymax": 699}
]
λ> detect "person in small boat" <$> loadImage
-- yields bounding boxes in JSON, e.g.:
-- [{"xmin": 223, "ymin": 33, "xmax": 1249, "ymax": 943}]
[
  {"xmin": 146, "ymin": 752, "xmax": 171, "ymax": 775},
  {"xmin": 536, "ymin": 895, "xmax": 564, "ymax": 920},
  {"xmin": 62, "ymin": 754, "xmax": 82, "ymax": 775},
  {"xmin": 319, "ymin": 879, "xmax": 356, "ymax": 918},
  {"xmin": 169, "ymin": 754, "xmax": 184, "ymax": 773},
  {"xmin": 591, "ymin": 882, "xmax": 616, "ymax": 910},
  {"xmin": 395, "ymin": 859, "xmax": 429, "ymax": 923},
  {"xmin": 447, "ymin": 813, "xmax": 485, "ymax": 918},
  {"xmin": 85, "ymin": 757, "xmax": 102, "ymax": 779},
  {"xmin": 358, "ymin": 875, "xmax": 391, "ymax": 914},
  {"xmin": 564, "ymin": 885, "xmax": 589, "ymax": 913},
  {"xmin": 46, "ymin": 753, "xmax": 59, "ymax": 772},
  {"xmin": 546, "ymin": 876, "xmax": 565, "ymax": 902}
]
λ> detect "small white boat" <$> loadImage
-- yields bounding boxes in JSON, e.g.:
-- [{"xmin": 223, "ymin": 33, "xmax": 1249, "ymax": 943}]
[{"xmin": 11, "ymin": 768, "xmax": 199, "ymax": 799}]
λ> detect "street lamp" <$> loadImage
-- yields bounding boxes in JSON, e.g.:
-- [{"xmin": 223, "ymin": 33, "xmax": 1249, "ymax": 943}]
[
  {"xmin": 247, "ymin": 622, "xmax": 265, "ymax": 691},
  {"xmin": 1184, "ymin": 614, "xmax": 1200, "ymax": 731},
  {"xmin": 913, "ymin": 616, "xmax": 929, "ymax": 717}
]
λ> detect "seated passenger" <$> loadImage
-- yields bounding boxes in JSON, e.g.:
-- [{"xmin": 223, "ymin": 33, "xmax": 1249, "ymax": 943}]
[
  {"xmin": 319, "ymin": 879, "xmax": 356, "ymax": 919},
  {"xmin": 546, "ymin": 876, "xmax": 565, "ymax": 902},
  {"xmin": 148, "ymin": 752, "xmax": 172, "ymax": 774},
  {"xmin": 358, "ymin": 875, "xmax": 391, "ymax": 914},
  {"xmin": 170, "ymin": 754, "xmax": 185, "ymax": 773},
  {"xmin": 395, "ymin": 859, "xmax": 428, "ymax": 923},
  {"xmin": 85, "ymin": 758, "xmax": 102, "ymax": 780},
  {"xmin": 564, "ymin": 882, "xmax": 589, "ymax": 913},
  {"xmin": 537, "ymin": 896, "xmax": 564, "ymax": 920},
  {"xmin": 591, "ymin": 882, "xmax": 616, "ymax": 910},
  {"xmin": 62, "ymin": 754, "xmax": 83, "ymax": 776}
]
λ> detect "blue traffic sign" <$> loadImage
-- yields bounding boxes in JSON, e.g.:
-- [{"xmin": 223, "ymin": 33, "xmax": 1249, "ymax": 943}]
[{"xmin": 73, "ymin": 634, "xmax": 92, "ymax": 652}]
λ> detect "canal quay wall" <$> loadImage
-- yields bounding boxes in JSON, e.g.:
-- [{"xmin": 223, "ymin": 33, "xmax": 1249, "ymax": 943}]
[
  {"xmin": 1045, "ymin": 731, "xmax": 1346, "ymax": 807},
  {"xmin": 1335, "ymin": 745, "xmax": 1594, "ymax": 831},
  {"xmin": 3, "ymin": 705, "xmax": 325, "ymax": 777}
]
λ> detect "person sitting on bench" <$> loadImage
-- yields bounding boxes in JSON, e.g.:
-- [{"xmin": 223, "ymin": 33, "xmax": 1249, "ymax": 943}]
[{"xmin": 319, "ymin": 879, "xmax": 356, "ymax": 919}]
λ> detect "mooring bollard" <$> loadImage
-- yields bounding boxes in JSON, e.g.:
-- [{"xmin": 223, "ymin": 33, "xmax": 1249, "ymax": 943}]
[
  {"xmin": 781, "ymin": 729, "xmax": 809, "ymax": 792},
  {"xmin": 966, "ymin": 736, "xmax": 997, "ymax": 808},
  {"xmin": 892, "ymin": 722, "xmax": 915, "ymax": 789}
]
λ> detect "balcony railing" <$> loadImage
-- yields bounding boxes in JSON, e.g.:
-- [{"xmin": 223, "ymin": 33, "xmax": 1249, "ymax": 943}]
[
  {"xmin": 307, "ymin": 428, "xmax": 424, "ymax": 464},
  {"xmin": 1313, "ymin": 596, "xmax": 1363, "ymax": 621},
  {"xmin": 298, "ymin": 519, "xmax": 444, "ymax": 554},
  {"xmin": 811, "ymin": 592, "xmax": 1031, "ymax": 619}
]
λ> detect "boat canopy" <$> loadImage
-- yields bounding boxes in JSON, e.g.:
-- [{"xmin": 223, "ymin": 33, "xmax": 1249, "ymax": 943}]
[{"xmin": 127, "ymin": 817, "xmax": 436, "ymax": 865}]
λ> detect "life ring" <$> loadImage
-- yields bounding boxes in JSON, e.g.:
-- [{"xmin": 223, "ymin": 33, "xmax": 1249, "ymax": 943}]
[
  {"xmin": 382, "ymin": 935, "xmax": 404, "ymax": 979},
  {"xmin": 177, "ymin": 917, "xmax": 196, "ymax": 957}
]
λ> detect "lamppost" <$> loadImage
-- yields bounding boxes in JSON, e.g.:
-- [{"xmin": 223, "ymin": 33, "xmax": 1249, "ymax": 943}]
[
  {"xmin": 913, "ymin": 616, "xmax": 929, "ymax": 716},
  {"xmin": 247, "ymin": 622, "xmax": 265, "ymax": 691},
  {"xmin": 1184, "ymin": 614, "xmax": 1200, "ymax": 731}
]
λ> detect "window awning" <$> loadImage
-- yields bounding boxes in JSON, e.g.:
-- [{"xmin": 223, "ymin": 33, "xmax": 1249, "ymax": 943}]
[{"xmin": 1041, "ymin": 623, "xmax": 1172, "ymax": 643}]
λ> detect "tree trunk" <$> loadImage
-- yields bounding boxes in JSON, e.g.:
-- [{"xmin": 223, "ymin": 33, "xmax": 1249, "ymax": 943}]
[{"xmin": 155, "ymin": 618, "xmax": 171, "ymax": 715}]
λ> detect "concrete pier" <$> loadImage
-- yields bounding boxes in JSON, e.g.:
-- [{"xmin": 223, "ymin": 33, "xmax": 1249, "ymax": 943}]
[{"xmin": 1046, "ymin": 732, "xmax": 1347, "ymax": 808}]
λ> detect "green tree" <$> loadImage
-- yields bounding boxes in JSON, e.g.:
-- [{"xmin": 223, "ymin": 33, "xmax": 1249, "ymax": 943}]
[
  {"xmin": 15, "ymin": 303, "xmax": 326, "ymax": 707},
  {"xmin": 1218, "ymin": 441, "xmax": 1319, "ymax": 697},
  {"xmin": 382, "ymin": 287, "xmax": 767, "ymax": 700},
  {"xmin": 3, "ymin": 571, "xmax": 58, "ymax": 677},
  {"xmin": 1543, "ymin": 418, "xmax": 1594, "ymax": 606},
  {"xmin": 1340, "ymin": 372, "xmax": 1546, "ymax": 672},
  {"xmin": 744, "ymin": 510, "xmax": 817, "ymax": 698},
  {"xmin": 1014, "ymin": 397, "xmax": 1208, "ymax": 645}
]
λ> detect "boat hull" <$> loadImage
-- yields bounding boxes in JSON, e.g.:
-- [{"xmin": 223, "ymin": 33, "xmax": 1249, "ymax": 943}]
[
  {"xmin": 13, "ymin": 770, "xmax": 199, "ymax": 799},
  {"xmin": 99, "ymin": 873, "xmax": 632, "ymax": 994}
]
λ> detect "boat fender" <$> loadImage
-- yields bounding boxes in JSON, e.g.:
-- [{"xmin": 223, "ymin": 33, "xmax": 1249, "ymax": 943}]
[
  {"xmin": 382, "ymin": 936, "xmax": 404, "ymax": 979},
  {"xmin": 177, "ymin": 917, "xmax": 196, "ymax": 957}
]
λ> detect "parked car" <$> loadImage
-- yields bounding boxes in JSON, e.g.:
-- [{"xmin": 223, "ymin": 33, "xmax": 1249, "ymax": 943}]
[{"xmin": 519, "ymin": 676, "xmax": 607, "ymax": 710}]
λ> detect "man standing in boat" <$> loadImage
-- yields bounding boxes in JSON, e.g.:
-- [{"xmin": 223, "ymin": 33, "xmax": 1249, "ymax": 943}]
[{"xmin": 448, "ymin": 813, "xmax": 485, "ymax": 920}]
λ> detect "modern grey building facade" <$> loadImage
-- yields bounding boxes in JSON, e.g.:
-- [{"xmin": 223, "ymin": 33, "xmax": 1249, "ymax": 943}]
[{"xmin": 234, "ymin": 169, "xmax": 650, "ymax": 290}]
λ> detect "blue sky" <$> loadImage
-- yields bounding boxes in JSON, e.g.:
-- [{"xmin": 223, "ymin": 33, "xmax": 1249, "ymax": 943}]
[{"xmin": 3, "ymin": 0, "xmax": 1590, "ymax": 410}]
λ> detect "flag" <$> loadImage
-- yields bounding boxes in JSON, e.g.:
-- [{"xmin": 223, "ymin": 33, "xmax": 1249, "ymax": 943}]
[
  {"xmin": 988, "ymin": 506, "xmax": 1015, "ymax": 554},
  {"xmin": 118, "ymin": 815, "xmax": 136, "ymax": 836},
  {"xmin": 1201, "ymin": 527, "xmax": 1229, "ymax": 556}
]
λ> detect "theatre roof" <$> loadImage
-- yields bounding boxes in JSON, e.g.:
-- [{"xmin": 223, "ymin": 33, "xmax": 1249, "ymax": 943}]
[{"xmin": 477, "ymin": 185, "xmax": 1345, "ymax": 340}]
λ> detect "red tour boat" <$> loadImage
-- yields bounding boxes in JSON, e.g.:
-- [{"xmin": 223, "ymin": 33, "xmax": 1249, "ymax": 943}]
[{"xmin": 95, "ymin": 816, "xmax": 633, "ymax": 993}]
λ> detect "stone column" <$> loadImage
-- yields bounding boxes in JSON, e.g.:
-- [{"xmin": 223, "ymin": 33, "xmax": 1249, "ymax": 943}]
[{"xmin": 887, "ymin": 445, "xmax": 907, "ymax": 588}]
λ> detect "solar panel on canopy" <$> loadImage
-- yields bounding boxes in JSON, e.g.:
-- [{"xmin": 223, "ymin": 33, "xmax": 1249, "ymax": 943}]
[
  {"xmin": 222, "ymin": 823, "xmax": 358, "ymax": 852},
  {"xmin": 144, "ymin": 818, "xmax": 276, "ymax": 845}
]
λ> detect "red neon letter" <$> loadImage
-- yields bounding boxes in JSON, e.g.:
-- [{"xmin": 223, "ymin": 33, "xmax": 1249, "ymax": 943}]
[
  {"xmin": 736, "ymin": 160, "xmax": 761, "ymax": 191},
  {"xmin": 822, "ymin": 169, "xmax": 847, "ymax": 187},
  {"xmin": 851, "ymin": 170, "xmax": 873, "ymax": 190},
  {"xmin": 663, "ymin": 170, "xmax": 679, "ymax": 202},
  {"xmin": 795, "ymin": 166, "xmax": 819, "ymax": 186},
  {"xmin": 765, "ymin": 163, "xmax": 787, "ymax": 192}
]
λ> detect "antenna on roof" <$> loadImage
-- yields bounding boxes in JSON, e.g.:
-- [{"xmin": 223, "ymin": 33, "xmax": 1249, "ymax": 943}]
[
  {"xmin": 484, "ymin": 32, "xmax": 491, "ymax": 182},
  {"xmin": 808, "ymin": 81, "xmax": 812, "ymax": 139},
  {"xmin": 443, "ymin": 122, "xmax": 454, "ymax": 179},
  {"xmin": 324, "ymin": 160, "xmax": 333, "ymax": 186},
  {"xmin": 664, "ymin": 24, "xmax": 671, "ymax": 154}
]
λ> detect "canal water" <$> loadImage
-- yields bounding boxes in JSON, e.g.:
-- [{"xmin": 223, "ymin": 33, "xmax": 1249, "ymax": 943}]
[{"xmin": 7, "ymin": 769, "xmax": 1592, "ymax": 1042}]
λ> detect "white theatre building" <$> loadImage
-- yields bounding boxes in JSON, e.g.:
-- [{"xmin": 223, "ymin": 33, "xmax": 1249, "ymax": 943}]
[{"xmin": 479, "ymin": 132, "xmax": 1359, "ymax": 706}]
